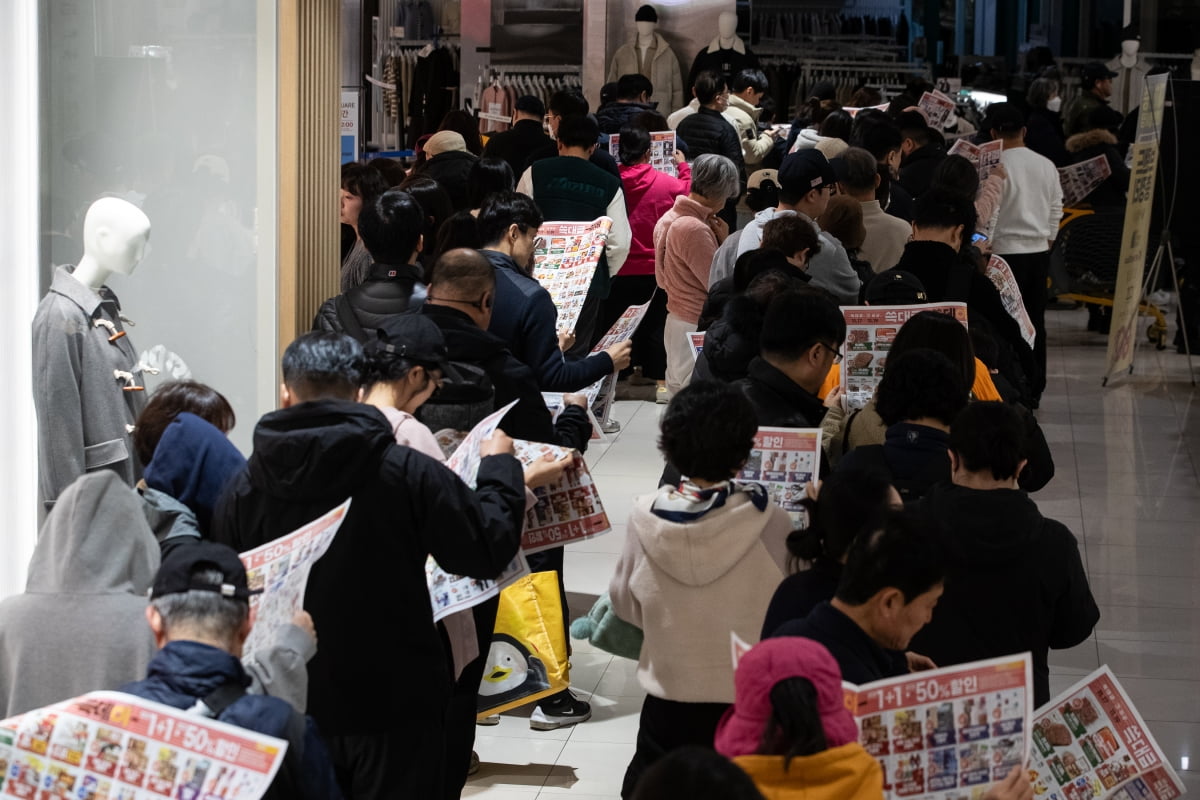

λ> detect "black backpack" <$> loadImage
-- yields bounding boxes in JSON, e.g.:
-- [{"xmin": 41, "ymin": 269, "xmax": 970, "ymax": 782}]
[{"xmin": 415, "ymin": 354, "xmax": 499, "ymax": 433}]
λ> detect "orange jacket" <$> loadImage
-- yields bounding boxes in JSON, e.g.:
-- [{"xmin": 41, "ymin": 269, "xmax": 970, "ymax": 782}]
[
  {"xmin": 819, "ymin": 358, "xmax": 1001, "ymax": 402},
  {"xmin": 735, "ymin": 743, "xmax": 884, "ymax": 800}
]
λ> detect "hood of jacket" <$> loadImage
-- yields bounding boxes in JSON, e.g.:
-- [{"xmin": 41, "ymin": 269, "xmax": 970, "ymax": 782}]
[
  {"xmin": 139, "ymin": 640, "xmax": 252, "ymax": 699},
  {"xmin": 619, "ymin": 162, "xmax": 665, "ymax": 197},
  {"xmin": 1066, "ymin": 127, "xmax": 1118, "ymax": 153},
  {"xmin": 631, "ymin": 489, "xmax": 776, "ymax": 586},
  {"xmin": 245, "ymin": 399, "xmax": 394, "ymax": 503},
  {"xmin": 920, "ymin": 482, "xmax": 1043, "ymax": 568},
  {"xmin": 144, "ymin": 412, "xmax": 247, "ymax": 534},
  {"xmin": 596, "ymin": 101, "xmax": 656, "ymax": 132},
  {"xmin": 792, "ymin": 128, "xmax": 828, "ymax": 151},
  {"xmin": 703, "ymin": 293, "xmax": 765, "ymax": 382},
  {"xmin": 903, "ymin": 141, "xmax": 946, "ymax": 167},
  {"xmin": 139, "ymin": 486, "xmax": 201, "ymax": 545},
  {"xmin": 734, "ymin": 743, "xmax": 883, "ymax": 800},
  {"xmin": 27, "ymin": 471, "xmax": 160, "ymax": 595}
]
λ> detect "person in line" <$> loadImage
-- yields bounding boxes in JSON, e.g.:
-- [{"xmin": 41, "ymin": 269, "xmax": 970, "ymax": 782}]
[
  {"xmin": 692, "ymin": 270, "xmax": 805, "ymax": 386},
  {"xmin": 597, "ymin": 73, "xmax": 658, "ymax": 134},
  {"xmin": 849, "ymin": 110, "xmax": 914, "ymax": 222},
  {"xmin": 437, "ymin": 109, "xmax": 486, "ymax": 156},
  {"xmin": 631, "ymin": 746, "xmax": 766, "ymax": 800},
  {"xmin": 609, "ymin": 381, "xmax": 793, "ymax": 797},
  {"xmin": 836, "ymin": 348, "xmax": 969, "ymax": 500},
  {"xmin": 725, "ymin": 69, "xmax": 783, "ymax": 171},
  {"xmin": 654, "ymin": 153, "xmax": 740, "ymax": 397},
  {"xmin": 761, "ymin": 470, "xmax": 902, "ymax": 637},
  {"xmin": 717, "ymin": 637, "xmax": 1034, "ymax": 800},
  {"xmin": 396, "ymin": 174, "xmax": 454, "ymax": 281},
  {"xmin": 213, "ymin": 332, "xmax": 527, "ymax": 798},
  {"xmin": 677, "ymin": 71, "xmax": 745, "ymax": 229},
  {"xmin": 713, "ymin": 150, "xmax": 861, "ymax": 304},
  {"xmin": 478, "ymin": 192, "xmax": 631, "ymax": 393},
  {"xmin": 1025, "ymin": 76, "xmax": 1070, "ymax": 166},
  {"xmin": 517, "ymin": 115, "xmax": 632, "ymax": 359},
  {"xmin": 527, "ymin": 90, "xmax": 622, "ymax": 177},
  {"xmin": 411, "ymin": 130, "xmax": 478, "ymax": 211},
  {"xmin": 481, "ymin": 95, "xmax": 555, "ymax": 177},
  {"xmin": 611, "ymin": 123, "xmax": 692, "ymax": 402},
  {"xmin": 988, "ymin": 103, "xmax": 1064, "ymax": 404},
  {"xmin": 121, "ymin": 542, "xmax": 341, "ymax": 800},
  {"xmin": 339, "ymin": 162, "xmax": 390, "ymax": 292},
  {"xmin": 927, "ymin": 154, "xmax": 1007, "ymax": 245},
  {"xmin": 466, "ymin": 158, "xmax": 517, "ymax": 214},
  {"xmin": 836, "ymin": 147, "xmax": 911, "ymax": 275},
  {"xmin": 896, "ymin": 109, "xmax": 946, "ymax": 199},
  {"xmin": 771, "ymin": 511, "xmax": 945, "ymax": 686},
  {"xmin": 1062, "ymin": 62, "xmax": 1118, "ymax": 137},
  {"xmin": 911, "ymin": 402, "xmax": 1099, "ymax": 707},
  {"xmin": 313, "ymin": 189, "xmax": 428, "ymax": 339}
]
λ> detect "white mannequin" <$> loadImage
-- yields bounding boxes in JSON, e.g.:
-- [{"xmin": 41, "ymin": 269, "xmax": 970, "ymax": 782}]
[
  {"xmin": 72, "ymin": 197, "xmax": 152, "ymax": 289},
  {"xmin": 636, "ymin": 20, "xmax": 656, "ymax": 61},
  {"xmin": 1107, "ymin": 27, "xmax": 1151, "ymax": 115},
  {"xmin": 1118, "ymin": 37, "xmax": 1140, "ymax": 69},
  {"xmin": 717, "ymin": 12, "xmax": 737, "ymax": 48},
  {"xmin": 607, "ymin": 5, "xmax": 684, "ymax": 111}
]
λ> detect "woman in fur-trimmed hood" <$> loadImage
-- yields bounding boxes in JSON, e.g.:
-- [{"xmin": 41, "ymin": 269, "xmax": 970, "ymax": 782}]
[{"xmin": 1064, "ymin": 127, "xmax": 1130, "ymax": 209}]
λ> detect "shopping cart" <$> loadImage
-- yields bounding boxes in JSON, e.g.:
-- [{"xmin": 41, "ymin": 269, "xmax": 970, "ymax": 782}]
[{"xmin": 1048, "ymin": 209, "xmax": 1169, "ymax": 349}]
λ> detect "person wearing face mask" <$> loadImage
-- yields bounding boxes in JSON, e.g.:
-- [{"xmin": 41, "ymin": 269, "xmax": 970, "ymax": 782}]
[{"xmin": 1024, "ymin": 77, "xmax": 1070, "ymax": 167}]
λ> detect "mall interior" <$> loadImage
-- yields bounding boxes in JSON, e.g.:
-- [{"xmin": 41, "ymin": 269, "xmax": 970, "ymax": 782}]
[{"xmin": 0, "ymin": 0, "xmax": 1199, "ymax": 798}]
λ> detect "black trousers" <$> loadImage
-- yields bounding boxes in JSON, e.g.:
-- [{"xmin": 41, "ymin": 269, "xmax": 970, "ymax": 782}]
[
  {"xmin": 598, "ymin": 275, "xmax": 669, "ymax": 381},
  {"xmin": 620, "ymin": 694, "xmax": 730, "ymax": 799},
  {"xmin": 566, "ymin": 277, "xmax": 606, "ymax": 359},
  {"xmin": 1000, "ymin": 251, "xmax": 1050, "ymax": 399},
  {"xmin": 441, "ymin": 596, "xmax": 501, "ymax": 800},
  {"xmin": 328, "ymin": 719, "xmax": 445, "ymax": 799}
]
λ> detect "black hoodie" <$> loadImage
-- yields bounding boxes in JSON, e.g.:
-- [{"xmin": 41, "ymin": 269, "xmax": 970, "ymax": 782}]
[
  {"xmin": 910, "ymin": 483, "xmax": 1099, "ymax": 707},
  {"xmin": 212, "ymin": 400, "xmax": 526, "ymax": 735}
]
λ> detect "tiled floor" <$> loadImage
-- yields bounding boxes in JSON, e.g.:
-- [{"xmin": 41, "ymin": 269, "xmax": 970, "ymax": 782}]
[{"xmin": 465, "ymin": 305, "xmax": 1200, "ymax": 799}]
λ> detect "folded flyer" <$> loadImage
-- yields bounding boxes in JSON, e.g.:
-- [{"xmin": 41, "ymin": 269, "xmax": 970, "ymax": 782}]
[
  {"xmin": 686, "ymin": 331, "xmax": 704, "ymax": 362},
  {"xmin": 947, "ymin": 138, "xmax": 1004, "ymax": 181},
  {"xmin": 849, "ymin": 654, "xmax": 1033, "ymax": 800},
  {"xmin": 1030, "ymin": 667, "xmax": 1184, "ymax": 800},
  {"xmin": 0, "ymin": 691, "xmax": 287, "ymax": 799},
  {"xmin": 840, "ymin": 303, "xmax": 969, "ymax": 411},
  {"xmin": 737, "ymin": 427, "xmax": 821, "ymax": 528},
  {"xmin": 918, "ymin": 90, "xmax": 958, "ymax": 130},
  {"xmin": 582, "ymin": 298, "xmax": 654, "ymax": 420},
  {"xmin": 1058, "ymin": 155, "xmax": 1113, "ymax": 208},
  {"xmin": 533, "ymin": 218, "xmax": 613, "ymax": 334},
  {"xmin": 240, "ymin": 500, "xmax": 350, "ymax": 660},
  {"xmin": 984, "ymin": 256, "xmax": 1036, "ymax": 349},
  {"xmin": 514, "ymin": 440, "xmax": 611, "ymax": 554}
]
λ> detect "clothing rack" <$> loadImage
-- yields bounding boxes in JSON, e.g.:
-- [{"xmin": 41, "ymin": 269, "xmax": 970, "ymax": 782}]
[
  {"xmin": 753, "ymin": 56, "xmax": 928, "ymax": 115},
  {"xmin": 369, "ymin": 28, "xmax": 461, "ymax": 150},
  {"xmin": 470, "ymin": 64, "xmax": 583, "ymax": 135}
]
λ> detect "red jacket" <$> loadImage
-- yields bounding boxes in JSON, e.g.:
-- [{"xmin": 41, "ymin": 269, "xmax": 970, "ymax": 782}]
[{"xmin": 618, "ymin": 161, "xmax": 692, "ymax": 277}]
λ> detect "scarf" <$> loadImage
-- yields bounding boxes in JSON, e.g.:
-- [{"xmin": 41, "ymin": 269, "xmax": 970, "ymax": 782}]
[{"xmin": 650, "ymin": 479, "xmax": 768, "ymax": 523}]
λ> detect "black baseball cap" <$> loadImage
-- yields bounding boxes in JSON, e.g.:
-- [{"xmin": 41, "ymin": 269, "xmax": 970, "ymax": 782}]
[
  {"xmin": 375, "ymin": 313, "xmax": 449, "ymax": 371},
  {"xmin": 778, "ymin": 150, "xmax": 837, "ymax": 194},
  {"xmin": 1081, "ymin": 62, "xmax": 1119, "ymax": 84},
  {"xmin": 866, "ymin": 269, "xmax": 928, "ymax": 305},
  {"xmin": 151, "ymin": 542, "xmax": 259, "ymax": 602},
  {"xmin": 635, "ymin": 4, "xmax": 658, "ymax": 22},
  {"xmin": 515, "ymin": 94, "xmax": 546, "ymax": 118}
]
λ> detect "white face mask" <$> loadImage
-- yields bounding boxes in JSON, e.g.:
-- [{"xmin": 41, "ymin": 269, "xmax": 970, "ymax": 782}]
[{"xmin": 1046, "ymin": 96, "xmax": 1063, "ymax": 112}]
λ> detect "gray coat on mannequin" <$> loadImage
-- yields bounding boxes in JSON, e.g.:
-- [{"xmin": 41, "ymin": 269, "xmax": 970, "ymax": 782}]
[{"xmin": 32, "ymin": 197, "xmax": 152, "ymax": 510}]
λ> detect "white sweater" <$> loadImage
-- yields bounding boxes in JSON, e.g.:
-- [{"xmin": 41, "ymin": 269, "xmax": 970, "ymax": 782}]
[{"xmin": 991, "ymin": 146, "xmax": 1064, "ymax": 255}]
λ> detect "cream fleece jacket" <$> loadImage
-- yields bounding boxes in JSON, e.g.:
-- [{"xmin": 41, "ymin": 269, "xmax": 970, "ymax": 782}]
[{"xmin": 608, "ymin": 490, "xmax": 792, "ymax": 703}]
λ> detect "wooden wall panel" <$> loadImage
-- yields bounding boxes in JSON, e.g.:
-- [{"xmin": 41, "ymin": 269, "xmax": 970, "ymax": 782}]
[{"xmin": 278, "ymin": 0, "xmax": 340, "ymax": 351}]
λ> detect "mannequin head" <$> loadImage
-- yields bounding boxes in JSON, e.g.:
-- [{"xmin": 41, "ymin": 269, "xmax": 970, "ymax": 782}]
[
  {"xmin": 1120, "ymin": 24, "xmax": 1140, "ymax": 59},
  {"xmin": 635, "ymin": 4, "xmax": 658, "ymax": 40},
  {"xmin": 636, "ymin": 21, "xmax": 656, "ymax": 39},
  {"xmin": 75, "ymin": 197, "xmax": 152, "ymax": 289},
  {"xmin": 718, "ymin": 12, "xmax": 737, "ymax": 40}
]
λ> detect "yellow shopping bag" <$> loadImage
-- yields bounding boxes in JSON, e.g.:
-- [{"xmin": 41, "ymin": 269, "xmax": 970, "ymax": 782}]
[{"xmin": 476, "ymin": 571, "xmax": 569, "ymax": 717}]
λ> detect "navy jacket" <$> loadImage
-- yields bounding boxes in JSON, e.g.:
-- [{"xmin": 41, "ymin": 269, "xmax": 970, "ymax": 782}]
[
  {"xmin": 761, "ymin": 559, "xmax": 842, "ymax": 639},
  {"xmin": 482, "ymin": 249, "xmax": 614, "ymax": 392},
  {"xmin": 143, "ymin": 413, "xmax": 246, "ymax": 536},
  {"xmin": 121, "ymin": 641, "xmax": 340, "ymax": 800},
  {"xmin": 771, "ymin": 600, "xmax": 909, "ymax": 686}
]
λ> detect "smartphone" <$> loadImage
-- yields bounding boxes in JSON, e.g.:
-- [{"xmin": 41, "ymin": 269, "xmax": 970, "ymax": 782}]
[{"xmin": 972, "ymin": 233, "xmax": 988, "ymax": 244}]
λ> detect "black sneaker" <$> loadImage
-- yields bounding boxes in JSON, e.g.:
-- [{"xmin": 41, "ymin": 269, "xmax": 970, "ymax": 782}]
[{"xmin": 529, "ymin": 689, "xmax": 592, "ymax": 730}]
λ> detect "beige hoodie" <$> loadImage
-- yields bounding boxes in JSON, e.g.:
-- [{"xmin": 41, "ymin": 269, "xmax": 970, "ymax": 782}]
[{"xmin": 608, "ymin": 489, "xmax": 791, "ymax": 703}]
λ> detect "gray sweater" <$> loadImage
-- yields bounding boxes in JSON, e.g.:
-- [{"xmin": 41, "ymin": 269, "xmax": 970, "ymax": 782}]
[{"xmin": 32, "ymin": 267, "xmax": 148, "ymax": 509}]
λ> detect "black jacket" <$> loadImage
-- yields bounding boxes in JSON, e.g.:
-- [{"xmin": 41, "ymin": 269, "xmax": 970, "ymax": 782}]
[
  {"xmin": 677, "ymin": 107, "xmax": 746, "ymax": 182},
  {"xmin": 693, "ymin": 294, "xmax": 766, "ymax": 384},
  {"xmin": 312, "ymin": 262, "xmax": 426, "ymax": 339},
  {"xmin": 482, "ymin": 249, "xmax": 614, "ymax": 392},
  {"xmin": 898, "ymin": 141, "xmax": 946, "ymax": 198},
  {"xmin": 1064, "ymin": 128, "xmax": 1130, "ymax": 209},
  {"xmin": 413, "ymin": 149, "xmax": 478, "ymax": 211},
  {"xmin": 595, "ymin": 101, "xmax": 657, "ymax": 135},
  {"xmin": 837, "ymin": 422, "xmax": 950, "ymax": 501},
  {"xmin": 212, "ymin": 400, "xmax": 526, "ymax": 735},
  {"xmin": 737, "ymin": 356, "xmax": 827, "ymax": 429},
  {"xmin": 421, "ymin": 303, "xmax": 591, "ymax": 451},
  {"xmin": 771, "ymin": 600, "xmax": 909, "ymax": 686},
  {"xmin": 761, "ymin": 559, "xmax": 842, "ymax": 638},
  {"xmin": 910, "ymin": 483, "xmax": 1099, "ymax": 707},
  {"xmin": 482, "ymin": 118, "xmax": 555, "ymax": 178},
  {"xmin": 1026, "ymin": 107, "xmax": 1070, "ymax": 167}
]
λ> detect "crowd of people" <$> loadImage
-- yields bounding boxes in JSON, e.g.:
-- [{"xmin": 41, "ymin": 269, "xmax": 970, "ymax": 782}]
[{"xmin": 6, "ymin": 60, "xmax": 1118, "ymax": 800}]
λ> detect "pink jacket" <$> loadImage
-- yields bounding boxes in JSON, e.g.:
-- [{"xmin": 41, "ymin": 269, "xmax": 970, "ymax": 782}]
[
  {"xmin": 619, "ymin": 162, "xmax": 692, "ymax": 277},
  {"xmin": 654, "ymin": 194, "xmax": 723, "ymax": 322}
]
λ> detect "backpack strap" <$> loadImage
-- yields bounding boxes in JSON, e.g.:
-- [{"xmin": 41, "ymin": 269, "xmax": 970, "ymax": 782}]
[
  {"xmin": 335, "ymin": 294, "xmax": 370, "ymax": 343},
  {"xmin": 200, "ymin": 682, "xmax": 248, "ymax": 717}
]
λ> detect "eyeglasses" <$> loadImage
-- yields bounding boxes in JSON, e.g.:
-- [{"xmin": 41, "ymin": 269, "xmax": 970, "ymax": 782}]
[
  {"xmin": 427, "ymin": 294, "xmax": 490, "ymax": 312},
  {"xmin": 819, "ymin": 342, "xmax": 844, "ymax": 364},
  {"xmin": 532, "ymin": 235, "xmax": 545, "ymax": 250}
]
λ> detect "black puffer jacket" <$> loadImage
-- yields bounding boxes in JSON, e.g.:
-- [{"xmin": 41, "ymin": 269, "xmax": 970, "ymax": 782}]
[
  {"xmin": 692, "ymin": 294, "xmax": 764, "ymax": 384},
  {"xmin": 413, "ymin": 149, "xmax": 478, "ymax": 211},
  {"xmin": 677, "ymin": 107, "xmax": 746, "ymax": 182},
  {"xmin": 897, "ymin": 141, "xmax": 946, "ymax": 198},
  {"xmin": 595, "ymin": 101, "xmax": 657, "ymax": 135},
  {"xmin": 1065, "ymin": 128, "xmax": 1130, "ymax": 209},
  {"xmin": 312, "ymin": 262, "xmax": 426, "ymax": 340}
]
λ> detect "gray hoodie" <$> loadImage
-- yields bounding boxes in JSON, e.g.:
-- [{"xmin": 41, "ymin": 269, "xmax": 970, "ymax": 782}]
[{"xmin": 0, "ymin": 472, "xmax": 159, "ymax": 717}]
